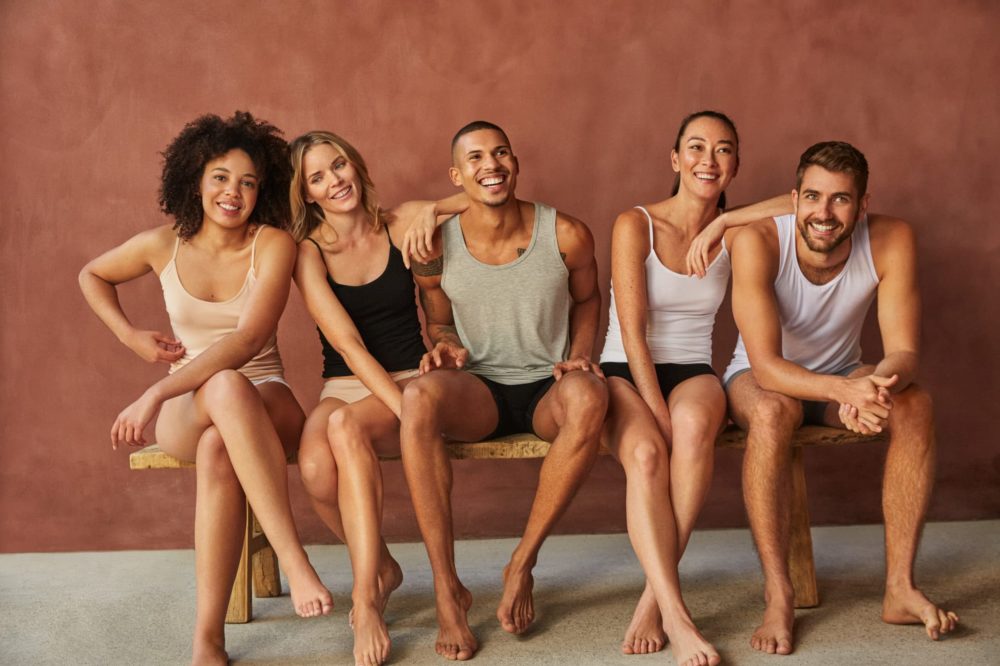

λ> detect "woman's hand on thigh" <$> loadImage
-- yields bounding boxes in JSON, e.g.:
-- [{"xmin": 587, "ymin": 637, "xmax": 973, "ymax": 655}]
[{"xmin": 111, "ymin": 390, "xmax": 162, "ymax": 449}]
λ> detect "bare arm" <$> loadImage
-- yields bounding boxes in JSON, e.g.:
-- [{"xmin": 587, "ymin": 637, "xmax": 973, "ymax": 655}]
[
  {"xmin": 610, "ymin": 209, "xmax": 671, "ymax": 436},
  {"xmin": 687, "ymin": 194, "xmax": 793, "ymax": 276},
  {"xmin": 870, "ymin": 216, "xmax": 921, "ymax": 391},
  {"xmin": 412, "ymin": 260, "xmax": 468, "ymax": 373},
  {"xmin": 295, "ymin": 240, "xmax": 406, "ymax": 417},
  {"xmin": 78, "ymin": 225, "xmax": 184, "ymax": 363},
  {"xmin": 554, "ymin": 212, "xmax": 603, "ymax": 378},
  {"xmin": 733, "ymin": 225, "xmax": 894, "ymax": 421},
  {"xmin": 392, "ymin": 192, "xmax": 470, "ymax": 267}
]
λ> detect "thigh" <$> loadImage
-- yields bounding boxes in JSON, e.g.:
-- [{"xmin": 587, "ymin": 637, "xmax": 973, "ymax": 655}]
[
  {"xmin": 256, "ymin": 381, "xmax": 306, "ymax": 458},
  {"xmin": 601, "ymin": 377, "xmax": 666, "ymax": 463},
  {"xmin": 300, "ymin": 397, "xmax": 347, "ymax": 461},
  {"xmin": 726, "ymin": 370, "xmax": 803, "ymax": 431},
  {"xmin": 406, "ymin": 370, "xmax": 499, "ymax": 442},
  {"xmin": 155, "ymin": 391, "xmax": 212, "ymax": 462},
  {"xmin": 531, "ymin": 369, "xmax": 607, "ymax": 442},
  {"xmin": 336, "ymin": 391, "xmax": 405, "ymax": 457},
  {"xmin": 667, "ymin": 374, "xmax": 728, "ymax": 436}
]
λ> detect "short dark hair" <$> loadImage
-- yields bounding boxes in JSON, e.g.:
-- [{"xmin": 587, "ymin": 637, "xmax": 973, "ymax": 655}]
[
  {"xmin": 159, "ymin": 111, "xmax": 290, "ymax": 240},
  {"xmin": 451, "ymin": 120, "xmax": 511, "ymax": 154},
  {"xmin": 670, "ymin": 110, "xmax": 739, "ymax": 210},
  {"xmin": 795, "ymin": 141, "xmax": 869, "ymax": 197}
]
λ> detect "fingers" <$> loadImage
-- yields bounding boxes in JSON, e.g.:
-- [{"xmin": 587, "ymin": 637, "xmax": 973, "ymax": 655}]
[
  {"xmin": 870, "ymin": 373, "xmax": 900, "ymax": 388},
  {"xmin": 152, "ymin": 332, "xmax": 181, "ymax": 346},
  {"xmin": 418, "ymin": 352, "xmax": 433, "ymax": 375},
  {"xmin": 401, "ymin": 233, "xmax": 412, "ymax": 269},
  {"xmin": 454, "ymin": 347, "xmax": 468, "ymax": 369}
]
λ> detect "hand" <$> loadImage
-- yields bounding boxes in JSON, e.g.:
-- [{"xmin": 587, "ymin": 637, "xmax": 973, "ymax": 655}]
[
  {"xmin": 686, "ymin": 216, "xmax": 727, "ymax": 278},
  {"xmin": 552, "ymin": 356, "xmax": 606, "ymax": 381},
  {"xmin": 111, "ymin": 390, "xmax": 162, "ymax": 450},
  {"xmin": 399, "ymin": 202, "xmax": 439, "ymax": 269},
  {"xmin": 126, "ymin": 329, "xmax": 185, "ymax": 364},
  {"xmin": 419, "ymin": 341, "xmax": 469, "ymax": 374},
  {"xmin": 650, "ymin": 404, "xmax": 673, "ymax": 445},
  {"xmin": 836, "ymin": 374, "xmax": 898, "ymax": 432}
]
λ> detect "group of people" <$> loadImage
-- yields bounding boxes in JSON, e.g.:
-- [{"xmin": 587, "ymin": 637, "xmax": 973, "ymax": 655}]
[{"xmin": 79, "ymin": 110, "xmax": 958, "ymax": 666}]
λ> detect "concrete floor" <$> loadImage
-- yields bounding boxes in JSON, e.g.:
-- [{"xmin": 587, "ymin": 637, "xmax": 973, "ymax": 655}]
[{"xmin": 2, "ymin": 521, "xmax": 997, "ymax": 665}]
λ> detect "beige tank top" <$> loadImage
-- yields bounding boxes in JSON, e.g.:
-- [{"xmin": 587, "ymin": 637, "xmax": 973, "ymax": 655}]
[{"xmin": 159, "ymin": 230, "xmax": 284, "ymax": 381}]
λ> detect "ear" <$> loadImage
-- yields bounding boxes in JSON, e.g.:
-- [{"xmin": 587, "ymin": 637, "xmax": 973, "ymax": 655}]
[
  {"xmin": 791, "ymin": 188, "xmax": 799, "ymax": 213},
  {"xmin": 448, "ymin": 166, "xmax": 462, "ymax": 187},
  {"xmin": 857, "ymin": 192, "xmax": 870, "ymax": 221},
  {"xmin": 670, "ymin": 149, "xmax": 680, "ymax": 174}
]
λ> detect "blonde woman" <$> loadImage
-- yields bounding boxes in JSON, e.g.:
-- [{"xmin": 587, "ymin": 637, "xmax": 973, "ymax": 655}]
[{"xmin": 289, "ymin": 130, "xmax": 465, "ymax": 666}]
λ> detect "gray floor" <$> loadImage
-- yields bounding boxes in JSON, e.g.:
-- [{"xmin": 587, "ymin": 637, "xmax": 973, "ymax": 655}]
[{"xmin": 2, "ymin": 521, "xmax": 997, "ymax": 665}]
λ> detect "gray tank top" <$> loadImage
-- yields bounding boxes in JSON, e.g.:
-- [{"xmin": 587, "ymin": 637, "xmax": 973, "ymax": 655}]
[{"xmin": 441, "ymin": 202, "xmax": 570, "ymax": 384}]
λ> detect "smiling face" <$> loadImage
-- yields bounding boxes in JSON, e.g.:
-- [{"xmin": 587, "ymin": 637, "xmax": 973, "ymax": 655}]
[
  {"xmin": 301, "ymin": 142, "xmax": 363, "ymax": 217},
  {"xmin": 793, "ymin": 165, "xmax": 869, "ymax": 254},
  {"xmin": 199, "ymin": 148, "xmax": 259, "ymax": 228},
  {"xmin": 449, "ymin": 129, "xmax": 518, "ymax": 207},
  {"xmin": 671, "ymin": 115, "xmax": 739, "ymax": 202}
]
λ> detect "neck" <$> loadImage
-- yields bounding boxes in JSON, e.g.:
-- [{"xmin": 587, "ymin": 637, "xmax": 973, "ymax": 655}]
[
  {"xmin": 195, "ymin": 220, "xmax": 255, "ymax": 250},
  {"xmin": 464, "ymin": 197, "xmax": 525, "ymax": 239},
  {"xmin": 666, "ymin": 189, "xmax": 721, "ymax": 236},
  {"xmin": 795, "ymin": 234, "xmax": 853, "ymax": 282},
  {"xmin": 321, "ymin": 206, "xmax": 373, "ymax": 242}
]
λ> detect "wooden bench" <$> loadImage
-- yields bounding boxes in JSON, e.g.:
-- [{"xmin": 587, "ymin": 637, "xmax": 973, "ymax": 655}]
[{"xmin": 129, "ymin": 425, "xmax": 885, "ymax": 623}]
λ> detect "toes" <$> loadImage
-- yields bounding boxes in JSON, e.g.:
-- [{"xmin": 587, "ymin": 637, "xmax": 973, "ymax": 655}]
[
  {"xmin": 621, "ymin": 640, "xmax": 635, "ymax": 655},
  {"xmin": 777, "ymin": 638, "xmax": 793, "ymax": 654}
]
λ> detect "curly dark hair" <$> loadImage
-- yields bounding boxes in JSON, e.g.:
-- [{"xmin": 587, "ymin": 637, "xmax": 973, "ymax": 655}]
[{"xmin": 159, "ymin": 111, "xmax": 291, "ymax": 240}]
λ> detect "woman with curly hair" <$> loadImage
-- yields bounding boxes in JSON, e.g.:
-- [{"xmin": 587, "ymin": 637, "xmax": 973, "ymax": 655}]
[
  {"xmin": 79, "ymin": 111, "xmax": 332, "ymax": 665},
  {"xmin": 288, "ymin": 130, "xmax": 465, "ymax": 666}
]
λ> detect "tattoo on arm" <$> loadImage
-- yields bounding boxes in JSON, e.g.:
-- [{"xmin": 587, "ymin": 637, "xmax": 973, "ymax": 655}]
[{"xmin": 411, "ymin": 256, "xmax": 443, "ymax": 276}]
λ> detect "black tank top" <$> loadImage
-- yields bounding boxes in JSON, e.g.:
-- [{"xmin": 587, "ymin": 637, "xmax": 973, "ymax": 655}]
[{"xmin": 307, "ymin": 229, "xmax": 426, "ymax": 378}]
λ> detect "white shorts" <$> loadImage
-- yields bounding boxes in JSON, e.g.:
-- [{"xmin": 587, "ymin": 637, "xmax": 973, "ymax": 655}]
[{"xmin": 319, "ymin": 369, "xmax": 420, "ymax": 404}]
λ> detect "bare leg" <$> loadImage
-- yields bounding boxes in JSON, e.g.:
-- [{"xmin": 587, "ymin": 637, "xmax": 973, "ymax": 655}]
[
  {"xmin": 400, "ymin": 371, "xmax": 498, "ymax": 661},
  {"xmin": 604, "ymin": 378, "xmax": 719, "ymax": 665},
  {"xmin": 190, "ymin": 427, "xmax": 243, "ymax": 666},
  {"xmin": 874, "ymin": 383, "xmax": 959, "ymax": 638},
  {"xmin": 495, "ymin": 370, "xmax": 607, "ymax": 635},
  {"xmin": 728, "ymin": 372, "xmax": 802, "ymax": 656},
  {"xmin": 328, "ymin": 396, "xmax": 409, "ymax": 666},
  {"xmin": 159, "ymin": 371, "xmax": 331, "ymax": 619}
]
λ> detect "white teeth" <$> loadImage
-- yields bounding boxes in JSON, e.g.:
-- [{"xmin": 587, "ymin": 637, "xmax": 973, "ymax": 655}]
[
  {"xmin": 219, "ymin": 202, "xmax": 239, "ymax": 211},
  {"xmin": 695, "ymin": 173, "xmax": 718, "ymax": 180},
  {"xmin": 811, "ymin": 222, "xmax": 836, "ymax": 232},
  {"xmin": 332, "ymin": 185, "xmax": 352, "ymax": 199},
  {"xmin": 480, "ymin": 176, "xmax": 504, "ymax": 186}
]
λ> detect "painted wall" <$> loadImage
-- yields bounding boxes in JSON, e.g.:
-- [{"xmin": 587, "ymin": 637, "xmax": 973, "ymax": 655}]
[{"xmin": 1, "ymin": 0, "xmax": 997, "ymax": 553}]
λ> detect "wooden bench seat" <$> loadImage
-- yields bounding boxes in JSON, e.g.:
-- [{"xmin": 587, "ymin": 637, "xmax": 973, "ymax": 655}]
[{"xmin": 129, "ymin": 425, "xmax": 885, "ymax": 623}]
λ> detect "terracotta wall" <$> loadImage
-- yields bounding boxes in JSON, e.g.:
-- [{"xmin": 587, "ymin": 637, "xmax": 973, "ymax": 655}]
[{"xmin": 1, "ymin": 0, "xmax": 997, "ymax": 553}]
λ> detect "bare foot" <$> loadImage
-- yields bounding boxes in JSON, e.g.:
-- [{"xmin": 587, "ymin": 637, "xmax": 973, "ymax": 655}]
[
  {"xmin": 352, "ymin": 601, "xmax": 391, "ymax": 666},
  {"xmin": 350, "ymin": 557, "xmax": 404, "ymax": 628},
  {"xmin": 622, "ymin": 583, "xmax": 666, "ymax": 654},
  {"xmin": 882, "ymin": 585, "xmax": 959, "ymax": 640},
  {"xmin": 191, "ymin": 637, "xmax": 228, "ymax": 666},
  {"xmin": 663, "ymin": 612, "xmax": 720, "ymax": 666},
  {"xmin": 286, "ymin": 559, "xmax": 334, "ymax": 618},
  {"xmin": 497, "ymin": 564, "xmax": 535, "ymax": 634},
  {"xmin": 750, "ymin": 590, "xmax": 794, "ymax": 655},
  {"xmin": 435, "ymin": 584, "xmax": 477, "ymax": 661}
]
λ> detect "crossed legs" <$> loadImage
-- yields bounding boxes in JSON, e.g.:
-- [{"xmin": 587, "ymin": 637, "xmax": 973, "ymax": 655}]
[
  {"xmin": 605, "ymin": 376, "xmax": 723, "ymax": 665},
  {"xmin": 728, "ymin": 367, "xmax": 957, "ymax": 656},
  {"xmin": 298, "ymin": 388, "xmax": 412, "ymax": 666},
  {"xmin": 156, "ymin": 371, "xmax": 331, "ymax": 666}
]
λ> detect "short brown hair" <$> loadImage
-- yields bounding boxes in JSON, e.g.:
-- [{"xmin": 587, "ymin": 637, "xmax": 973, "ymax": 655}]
[{"xmin": 795, "ymin": 141, "xmax": 868, "ymax": 197}]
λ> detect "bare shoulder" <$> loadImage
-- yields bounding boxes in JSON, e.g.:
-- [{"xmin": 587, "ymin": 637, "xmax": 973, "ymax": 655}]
[
  {"xmin": 554, "ymin": 208, "xmax": 595, "ymax": 268},
  {"xmin": 867, "ymin": 214, "xmax": 916, "ymax": 277},
  {"xmin": 132, "ymin": 224, "xmax": 179, "ymax": 271},
  {"xmin": 253, "ymin": 225, "xmax": 296, "ymax": 267},
  {"xmin": 732, "ymin": 218, "xmax": 779, "ymax": 254},
  {"xmin": 611, "ymin": 206, "xmax": 649, "ymax": 236}
]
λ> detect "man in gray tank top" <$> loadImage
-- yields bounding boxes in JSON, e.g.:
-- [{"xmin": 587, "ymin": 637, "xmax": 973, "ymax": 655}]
[
  {"xmin": 726, "ymin": 142, "xmax": 957, "ymax": 655},
  {"xmin": 400, "ymin": 121, "xmax": 608, "ymax": 660}
]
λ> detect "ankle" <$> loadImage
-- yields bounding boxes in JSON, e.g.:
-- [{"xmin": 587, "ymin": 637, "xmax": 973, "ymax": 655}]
[{"xmin": 763, "ymin": 581, "xmax": 794, "ymax": 606}]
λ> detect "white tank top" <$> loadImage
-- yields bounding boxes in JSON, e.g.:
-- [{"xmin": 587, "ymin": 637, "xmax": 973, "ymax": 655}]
[
  {"xmin": 723, "ymin": 213, "xmax": 878, "ymax": 383},
  {"xmin": 601, "ymin": 206, "xmax": 731, "ymax": 365}
]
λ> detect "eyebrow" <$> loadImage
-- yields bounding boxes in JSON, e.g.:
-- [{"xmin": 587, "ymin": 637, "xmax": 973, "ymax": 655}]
[
  {"xmin": 686, "ymin": 136, "xmax": 734, "ymax": 145},
  {"xmin": 803, "ymin": 188, "xmax": 852, "ymax": 198}
]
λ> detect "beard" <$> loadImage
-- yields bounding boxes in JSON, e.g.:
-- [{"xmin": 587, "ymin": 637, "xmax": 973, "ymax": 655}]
[{"xmin": 797, "ymin": 215, "xmax": 852, "ymax": 253}]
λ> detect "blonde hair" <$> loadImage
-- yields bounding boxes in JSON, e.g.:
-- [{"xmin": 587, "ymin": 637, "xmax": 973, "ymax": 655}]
[{"xmin": 288, "ymin": 131, "xmax": 384, "ymax": 244}]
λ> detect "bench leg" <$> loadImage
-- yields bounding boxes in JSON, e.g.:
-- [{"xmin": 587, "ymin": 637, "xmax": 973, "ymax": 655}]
[
  {"xmin": 788, "ymin": 447, "xmax": 819, "ymax": 608},
  {"xmin": 251, "ymin": 512, "xmax": 281, "ymax": 598},
  {"xmin": 225, "ymin": 501, "xmax": 254, "ymax": 624}
]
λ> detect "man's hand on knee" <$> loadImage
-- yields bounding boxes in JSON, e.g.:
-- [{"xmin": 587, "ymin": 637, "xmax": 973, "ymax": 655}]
[
  {"xmin": 419, "ymin": 341, "xmax": 469, "ymax": 374},
  {"xmin": 552, "ymin": 356, "xmax": 605, "ymax": 381}
]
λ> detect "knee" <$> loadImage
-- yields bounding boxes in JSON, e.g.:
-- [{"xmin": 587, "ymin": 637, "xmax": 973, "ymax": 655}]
[
  {"xmin": 400, "ymin": 379, "xmax": 442, "ymax": 436},
  {"xmin": 559, "ymin": 373, "xmax": 609, "ymax": 423},
  {"xmin": 198, "ymin": 428, "xmax": 239, "ymax": 486},
  {"xmin": 327, "ymin": 407, "xmax": 375, "ymax": 458},
  {"xmin": 888, "ymin": 384, "xmax": 935, "ymax": 430},
  {"xmin": 298, "ymin": 442, "xmax": 337, "ymax": 500},
  {"xmin": 623, "ymin": 436, "xmax": 668, "ymax": 482},
  {"xmin": 748, "ymin": 394, "xmax": 801, "ymax": 434},
  {"xmin": 201, "ymin": 369, "xmax": 254, "ymax": 404},
  {"xmin": 670, "ymin": 409, "xmax": 718, "ymax": 455}
]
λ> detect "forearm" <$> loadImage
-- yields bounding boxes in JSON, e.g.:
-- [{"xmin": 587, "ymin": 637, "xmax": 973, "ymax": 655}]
[
  {"xmin": 621, "ymin": 333, "xmax": 669, "ymax": 415},
  {"xmin": 874, "ymin": 351, "xmax": 919, "ymax": 392},
  {"xmin": 427, "ymin": 323, "xmax": 462, "ymax": 348},
  {"xmin": 79, "ymin": 272, "xmax": 139, "ymax": 345},
  {"xmin": 753, "ymin": 356, "xmax": 847, "ymax": 403},
  {"xmin": 567, "ymin": 293, "xmax": 601, "ymax": 359},
  {"xmin": 145, "ymin": 330, "xmax": 262, "ymax": 402},
  {"xmin": 340, "ymin": 343, "xmax": 405, "ymax": 417},
  {"xmin": 721, "ymin": 194, "xmax": 793, "ymax": 226}
]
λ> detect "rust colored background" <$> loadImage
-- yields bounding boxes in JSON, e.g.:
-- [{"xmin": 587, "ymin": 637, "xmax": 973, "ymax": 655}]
[{"xmin": 1, "ymin": 1, "xmax": 998, "ymax": 553}]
